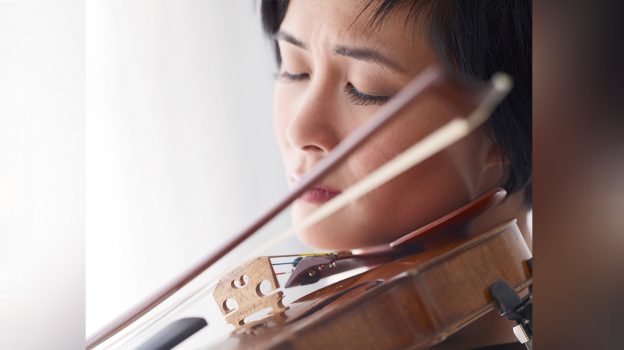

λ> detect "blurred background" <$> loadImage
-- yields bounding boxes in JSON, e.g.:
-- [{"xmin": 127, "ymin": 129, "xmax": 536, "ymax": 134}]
[
  {"xmin": 86, "ymin": 0, "xmax": 310, "ymax": 341},
  {"xmin": 3, "ymin": 0, "xmax": 312, "ymax": 348},
  {"xmin": 0, "ymin": 1, "xmax": 84, "ymax": 349}
]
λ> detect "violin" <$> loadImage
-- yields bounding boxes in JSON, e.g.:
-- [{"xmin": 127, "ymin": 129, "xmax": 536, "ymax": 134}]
[
  {"xmin": 86, "ymin": 67, "xmax": 532, "ymax": 350},
  {"xmin": 210, "ymin": 193, "xmax": 531, "ymax": 350}
]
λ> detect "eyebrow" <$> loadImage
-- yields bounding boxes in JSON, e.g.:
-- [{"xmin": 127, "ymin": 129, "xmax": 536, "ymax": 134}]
[
  {"xmin": 333, "ymin": 45, "xmax": 406, "ymax": 73},
  {"xmin": 274, "ymin": 30, "xmax": 406, "ymax": 73},
  {"xmin": 274, "ymin": 30, "xmax": 306, "ymax": 49}
]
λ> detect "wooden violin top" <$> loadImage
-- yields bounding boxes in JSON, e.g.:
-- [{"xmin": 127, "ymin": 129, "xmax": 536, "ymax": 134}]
[{"xmin": 207, "ymin": 220, "xmax": 531, "ymax": 350}]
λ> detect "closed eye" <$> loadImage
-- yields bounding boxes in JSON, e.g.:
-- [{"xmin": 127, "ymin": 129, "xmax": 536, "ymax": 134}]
[
  {"xmin": 275, "ymin": 72, "xmax": 389, "ymax": 106},
  {"xmin": 276, "ymin": 71, "xmax": 309, "ymax": 82},
  {"xmin": 345, "ymin": 83, "xmax": 389, "ymax": 106}
]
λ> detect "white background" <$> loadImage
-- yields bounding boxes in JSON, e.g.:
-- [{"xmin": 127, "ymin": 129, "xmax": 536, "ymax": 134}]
[
  {"xmin": 0, "ymin": 0, "xmax": 84, "ymax": 349},
  {"xmin": 86, "ymin": 0, "xmax": 310, "ymax": 339},
  {"xmin": 1, "ymin": 0, "xmax": 311, "ymax": 348}
]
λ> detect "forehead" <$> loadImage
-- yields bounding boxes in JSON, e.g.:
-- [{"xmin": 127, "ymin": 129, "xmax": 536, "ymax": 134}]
[
  {"xmin": 282, "ymin": 0, "xmax": 408, "ymax": 43},
  {"xmin": 280, "ymin": 0, "xmax": 436, "ymax": 73}
]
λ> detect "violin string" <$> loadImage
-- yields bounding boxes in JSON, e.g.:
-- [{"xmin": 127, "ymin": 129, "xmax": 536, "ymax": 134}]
[
  {"xmin": 103, "ymin": 255, "xmax": 305, "ymax": 348},
  {"xmin": 100, "ymin": 278, "xmax": 219, "ymax": 349},
  {"xmin": 113, "ymin": 259, "xmax": 301, "ymax": 348},
  {"xmin": 269, "ymin": 252, "xmax": 329, "ymax": 258},
  {"xmin": 271, "ymin": 261, "xmax": 299, "ymax": 266},
  {"xmin": 247, "ymin": 73, "xmax": 512, "ymax": 261}
]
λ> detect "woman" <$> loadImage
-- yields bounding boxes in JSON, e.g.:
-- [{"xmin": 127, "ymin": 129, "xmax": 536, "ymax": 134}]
[{"xmin": 261, "ymin": 0, "xmax": 531, "ymax": 349}]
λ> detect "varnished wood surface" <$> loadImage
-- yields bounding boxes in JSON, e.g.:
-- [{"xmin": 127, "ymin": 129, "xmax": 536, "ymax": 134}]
[{"xmin": 208, "ymin": 220, "xmax": 532, "ymax": 350}]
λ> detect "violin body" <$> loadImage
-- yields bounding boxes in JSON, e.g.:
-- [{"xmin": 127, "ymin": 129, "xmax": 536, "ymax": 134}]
[{"xmin": 209, "ymin": 220, "xmax": 531, "ymax": 350}]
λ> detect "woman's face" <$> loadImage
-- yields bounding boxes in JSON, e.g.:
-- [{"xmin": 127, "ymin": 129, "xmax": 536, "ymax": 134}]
[{"xmin": 274, "ymin": 0, "xmax": 503, "ymax": 250}]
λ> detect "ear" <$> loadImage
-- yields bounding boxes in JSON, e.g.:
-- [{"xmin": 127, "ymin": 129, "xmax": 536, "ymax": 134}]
[
  {"xmin": 486, "ymin": 142, "xmax": 507, "ymax": 168},
  {"xmin": 480, "ymin": 142, "xmax": 508, "ymax": 191}
]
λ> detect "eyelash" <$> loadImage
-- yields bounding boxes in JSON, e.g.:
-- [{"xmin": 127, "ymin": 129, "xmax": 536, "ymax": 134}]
[
  {"xmin": 278, "ymin": 71, "xmax": 309, "ymax": 82},
  {"xmin": 345, "ymin": 83, "xmax": 389, "ymax": 106},
  {"xmin": 277, "ymin": 71, "xmax": 389, "ymax": 106}
]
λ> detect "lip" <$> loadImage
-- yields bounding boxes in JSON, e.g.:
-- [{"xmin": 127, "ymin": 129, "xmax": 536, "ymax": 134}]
[
  {"xmin": 300, "ymin": 185, "xmax": 342, "ymax": 204},
  {"xmin": 291, "ymin": 172, "xmax": 342, "ymax": 204}
]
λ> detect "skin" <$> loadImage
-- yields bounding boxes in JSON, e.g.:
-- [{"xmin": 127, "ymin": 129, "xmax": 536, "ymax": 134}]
[
  {"xmin": 274, "ymin": 0, "xmax": 511, "ymax": 250},
  {"xmin": 271, "ymin": 1, "xmax": 532, "ymax": 348}
]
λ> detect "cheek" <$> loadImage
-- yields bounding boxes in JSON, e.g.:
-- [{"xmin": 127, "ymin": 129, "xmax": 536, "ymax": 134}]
[
  {"xmin": 349, "ymin": 96, "xmax": 486, "ymax": 189},
  {"xmin": 337, "ymin": 116, "xmax": 488, "ymax": 245},
  {"xmin": 273, "ymin": 86, "xmax": 292, "ymax": 154},
  {"xmin": 346, "ymin": 108, "xmax": 441, "ymax": 181},
  {"xmin": 349, "ymin": 120, "xmax": 487, "ymax": 197}
]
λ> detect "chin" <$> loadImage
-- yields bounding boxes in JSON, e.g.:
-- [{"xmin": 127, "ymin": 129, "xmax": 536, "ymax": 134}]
[
  {"xmin": 296, "ymin": 228, "xmax": 336, "ymax": 250},
  {"xmin": 291, "ymin": 205, "xmax": 373, "ymax": 250},
  {"xmin": 296, "ymin": 224, "xmax": 362, "ymax": 250}
]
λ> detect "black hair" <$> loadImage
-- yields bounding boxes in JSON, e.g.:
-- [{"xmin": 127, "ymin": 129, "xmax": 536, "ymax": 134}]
[{"xmin": 261, "ymin": 0, "xmax": 532, "ymax": 205}]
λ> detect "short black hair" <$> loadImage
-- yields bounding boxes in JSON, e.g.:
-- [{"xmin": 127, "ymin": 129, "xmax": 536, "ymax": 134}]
[{"xmin": 261, "ymin": 0, "xmax": 532, "ymax": 205}]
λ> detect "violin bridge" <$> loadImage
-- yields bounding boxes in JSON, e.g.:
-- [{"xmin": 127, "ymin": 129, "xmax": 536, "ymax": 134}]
[{"xmin": 212, "ymin": 256, "xmax": 286, "ymax": 329}]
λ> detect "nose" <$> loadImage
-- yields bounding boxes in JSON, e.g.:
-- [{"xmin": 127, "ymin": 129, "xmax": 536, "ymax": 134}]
[{"xmin": 284, "ymin": 78, "xmax": 341, "ymax": 155}]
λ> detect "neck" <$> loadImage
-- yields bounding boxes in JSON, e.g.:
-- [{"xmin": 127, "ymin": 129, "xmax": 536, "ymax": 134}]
[{"xmin": 471, "ymin": 190, "xmax": 532, "ymax": 251}]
